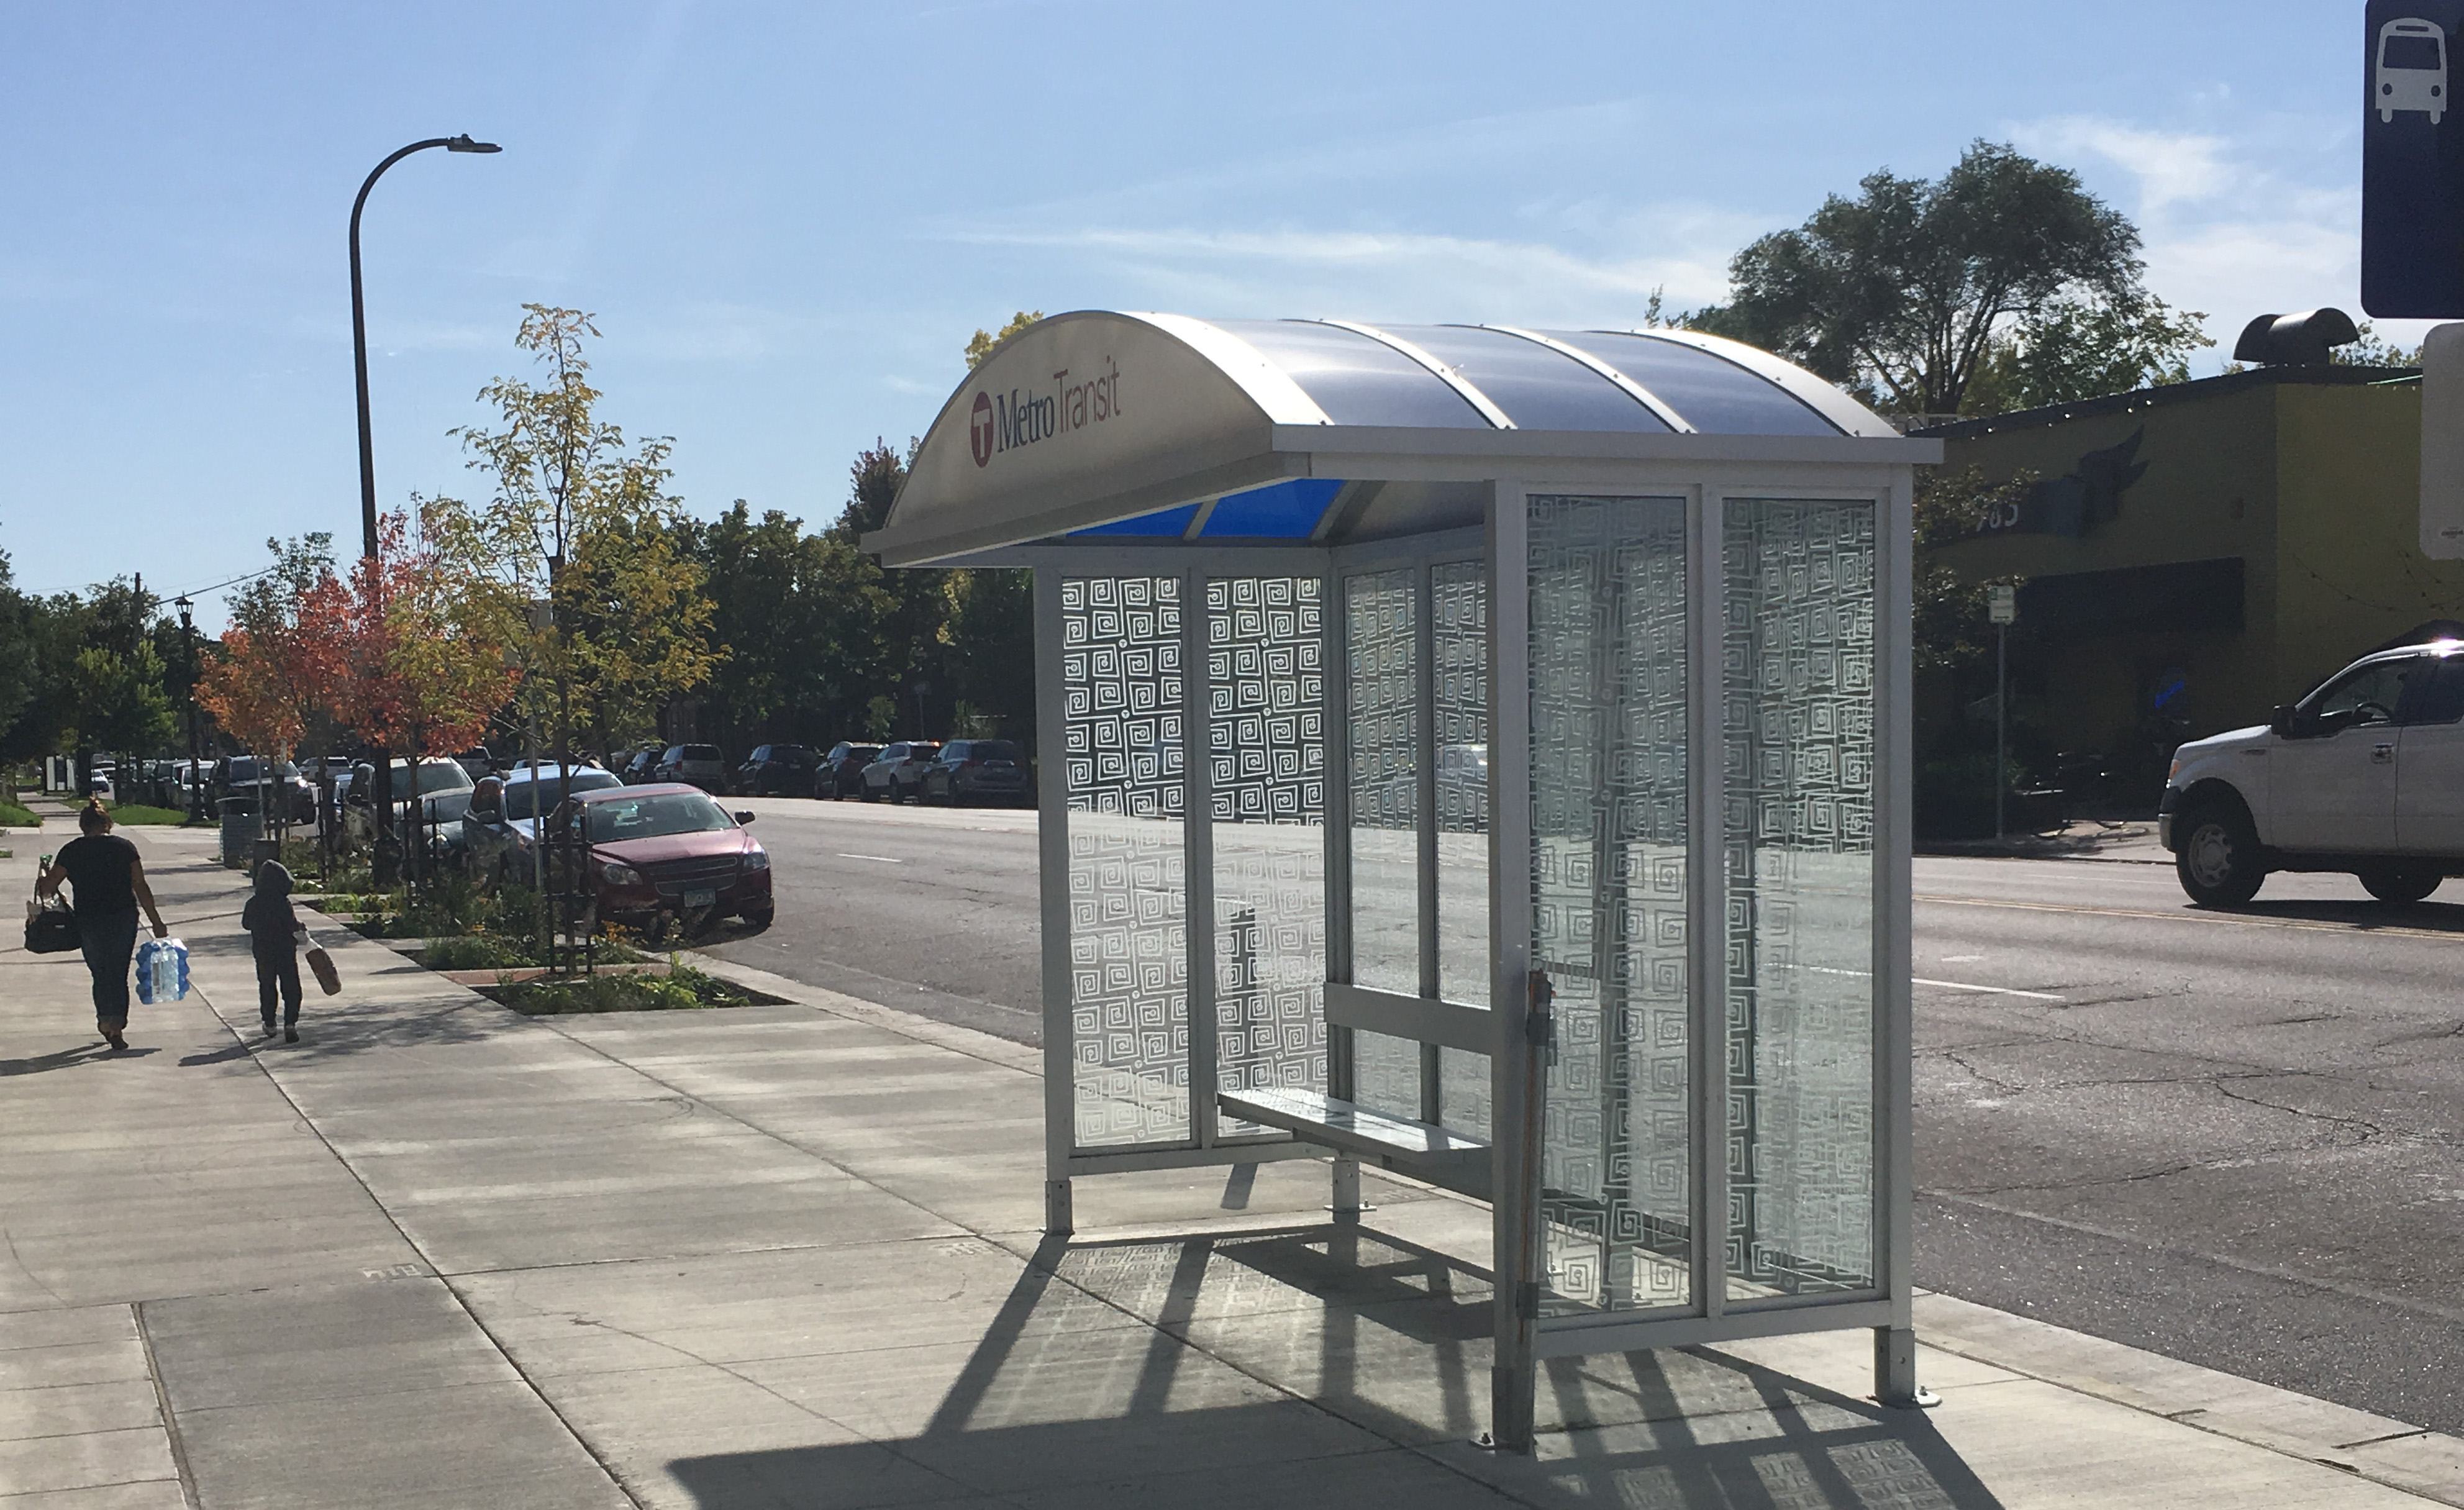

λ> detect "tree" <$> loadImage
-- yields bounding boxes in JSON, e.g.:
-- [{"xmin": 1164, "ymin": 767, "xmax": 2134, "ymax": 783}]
[
  {"xmin": 197, "ymin": 535, "xmax": 349, "ymax": 761},
  {"xmin": 334, "ymin": 507, "xmax": 521, "ymax": 760},
  {"xmin": 1697, "ymin": 142, "xmax": 2146, "ymax": 417},
  {"xmin": 443, "ymin": 306, "xmax": 717, "ymax": 758},
  {"xmin": 689, "ymin": 501, "xmax": 893, "ymax": 751},
  {"xmin": 2334, "ymin": 320, "xmax": 2424, "ymax": 368},
  {"xmin": 963, "ymin": 311, "xmax": 1043, "ymax": 371},
  {"xmin": 1961, "ymin": 289, "xmax": 2212, "ymax": 416},
  {"xmin": 0, "ymin": 545, "xmax": 37, "ymax": 752}
]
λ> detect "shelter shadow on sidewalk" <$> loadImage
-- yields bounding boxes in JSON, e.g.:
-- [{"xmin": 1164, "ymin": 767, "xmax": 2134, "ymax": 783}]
[{"xmin": 662, "ymin": 1227, "xmax": 2005, "ymax": 1509}]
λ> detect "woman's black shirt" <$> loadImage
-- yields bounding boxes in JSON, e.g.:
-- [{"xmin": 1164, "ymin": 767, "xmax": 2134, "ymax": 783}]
[{"xmin": 57, "ymin": 834, "xmax": 139, "ymax": 916}]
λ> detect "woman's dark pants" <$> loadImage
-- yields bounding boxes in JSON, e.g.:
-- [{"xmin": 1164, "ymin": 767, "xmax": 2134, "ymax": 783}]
[{"xmin": 76, "ymin": 909, "xmax": 139, "ymax": 1035}]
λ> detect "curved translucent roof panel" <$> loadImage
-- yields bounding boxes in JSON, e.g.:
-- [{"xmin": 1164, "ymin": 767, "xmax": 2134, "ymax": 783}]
[
  {"xmin": 873, "ymin": 310, "xmax": 1921, "ymax": 565},
  {"xmin": 1386, "ymin": 324, "xmax": 1671, "ymax": 432},
  {"xmin": 1546, "ymin": 330, "xmax": 1839, "ymax": 437},
  {"xmin": 1206, "ymin": 320, "xmax": 1490, "ymax": 429}
]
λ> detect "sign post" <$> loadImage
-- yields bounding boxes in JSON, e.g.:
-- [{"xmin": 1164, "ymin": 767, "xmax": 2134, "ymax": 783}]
[{"xmin": 1989, "ymin": 585, "xmax": 2017, "ymax": 840}]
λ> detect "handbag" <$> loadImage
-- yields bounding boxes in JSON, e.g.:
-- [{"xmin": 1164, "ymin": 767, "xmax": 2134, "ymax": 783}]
[
  {"xmin": 305, "ymin": 942, "xmax": 340, "ymax": 996},
  {"xmin": 24, "ymin": 896, "xmax": 77, "ymax": 955}
]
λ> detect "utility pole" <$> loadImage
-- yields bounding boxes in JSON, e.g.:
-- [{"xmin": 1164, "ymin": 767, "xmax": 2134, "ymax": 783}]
[{"xmin": 1989, "ymin": 584, "xmax": 2017, "ymax": 841}]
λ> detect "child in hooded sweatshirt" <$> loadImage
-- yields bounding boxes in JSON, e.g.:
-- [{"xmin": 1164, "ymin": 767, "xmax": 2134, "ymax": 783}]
[{"xmin": 241, "ymin": 860, "xmax": 309, "ymax": 1042}]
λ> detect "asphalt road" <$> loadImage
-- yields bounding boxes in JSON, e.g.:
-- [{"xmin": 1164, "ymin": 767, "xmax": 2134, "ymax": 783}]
[{"xmin": 706, "ymin": 796, "xmax": 2464, "ymax": 1433}]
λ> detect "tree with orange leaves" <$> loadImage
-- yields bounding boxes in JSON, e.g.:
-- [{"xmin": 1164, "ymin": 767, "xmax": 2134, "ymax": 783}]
[{"xmin": 194, "ymin": 535, "xmax": 349, "ymax": 777}]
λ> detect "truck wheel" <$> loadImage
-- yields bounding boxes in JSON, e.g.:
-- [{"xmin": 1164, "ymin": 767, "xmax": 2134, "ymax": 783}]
[
  {"xmin": 2175, "ymin": 806, "xmax": 2266, "ymax": 907},
  {"xmin": 2358, "ymin": 864, "xmax": 2442, "ymax": 904}
]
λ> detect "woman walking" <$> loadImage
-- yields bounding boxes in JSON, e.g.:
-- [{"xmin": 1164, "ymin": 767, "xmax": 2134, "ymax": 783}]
[{"xmin": 35, "ymin": 798, "xmax": 170, "ymax": 1050}]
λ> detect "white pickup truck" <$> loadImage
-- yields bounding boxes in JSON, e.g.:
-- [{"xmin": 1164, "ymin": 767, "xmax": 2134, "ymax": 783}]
[{"xmin": 2160, "ymin": 641, "xmax": 2464, "ymax": 906}]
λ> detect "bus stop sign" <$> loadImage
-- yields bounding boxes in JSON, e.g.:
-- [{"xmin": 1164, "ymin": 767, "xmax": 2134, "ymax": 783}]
[{"xmin": 2365, "ymin": 2, "xmax": 2464, "ymax": 317}]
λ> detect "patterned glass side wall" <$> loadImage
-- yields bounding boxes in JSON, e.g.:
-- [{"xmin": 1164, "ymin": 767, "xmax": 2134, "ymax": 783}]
[
  {"xmin": 1529, "ymin": 496, "xmax": 1693, "ymax": 1314},
  {"xmin": 1209, "ymin": 578, "xmax": 1329, "ymax": 1122},
  {"xmin": 1063, "ymin": 576, "xmax": 1189, "ymax": 1148},
  {"xmin": 1721, "ymin": 499, "xmax": 1878, "ymax": 1298},
  {"xmin": 1345, "ymin": 570, "xmax": 1422, "ymax": 1116},
  {"xmin": 1432, "ymin": 560, "xmax": 1492, "ymax": 1139}
]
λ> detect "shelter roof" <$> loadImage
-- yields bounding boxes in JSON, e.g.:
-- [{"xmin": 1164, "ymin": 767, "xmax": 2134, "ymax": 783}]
[{"xmin": 870, "ymin": 312, "xmax": 1935, "ymax": 565}]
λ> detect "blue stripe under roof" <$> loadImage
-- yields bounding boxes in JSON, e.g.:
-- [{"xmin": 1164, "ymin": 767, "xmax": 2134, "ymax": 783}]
[
  {"xmin": 1546, "ymin": 330, "xmax": 1839, "ymax": 436},
  {"xmin": 1069, "ymin": 502, "xmax": 1202, "ymax": 537},
  {"xmin": 1393, "ymin": 325, "xmax": 1671, "ymax": 432},
  {"xmin": 1210, "ymin": 320, "xmax": 1491, "ymax": 428},
  {"xmin": 1200, "ymin": 478, "xmax": 1344, "ymax": 538}
]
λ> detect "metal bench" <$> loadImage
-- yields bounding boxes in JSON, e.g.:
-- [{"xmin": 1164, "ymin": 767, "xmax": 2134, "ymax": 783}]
[{"xmin": 1217, "ymin": 1086, "xmax": 1490, "ymax": 1199}]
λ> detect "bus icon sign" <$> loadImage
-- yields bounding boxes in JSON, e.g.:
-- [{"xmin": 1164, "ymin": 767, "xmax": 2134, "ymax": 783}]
[{"xmin": 2380, "ymin": 17, "xmax": 2448, "ymax": 123}]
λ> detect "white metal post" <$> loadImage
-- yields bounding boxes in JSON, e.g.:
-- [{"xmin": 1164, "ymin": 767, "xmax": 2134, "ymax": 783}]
[
  {"xmin": 1995, "ymin": 621, "xmax": 2007, "ymax": 842},
  {"xmin": 1035, "ymin": 570, "xmax": 1075, "ymax": 1235},
  {"xmin": 1877, "ymin": 478, "xmax": 1926, "ymax": 1406},
  {"xmin": 1486, "ymin": 481, "xmax": 1540, "ymax": 1452}
]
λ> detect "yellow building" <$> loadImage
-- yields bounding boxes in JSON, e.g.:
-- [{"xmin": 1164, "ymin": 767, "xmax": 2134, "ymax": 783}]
[{"xmin": 1919, "ymin": 367, "xmax": 2464, "ymax": 791}]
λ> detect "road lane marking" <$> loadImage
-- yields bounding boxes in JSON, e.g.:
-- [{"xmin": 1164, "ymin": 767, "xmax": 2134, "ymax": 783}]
[
  {"xmin": 1810, "ymin": 963, "xmax": 2066, "ymax": 1001},
  {"xmin": 1916, "ymin": 893, "xmax": 2464, "ymax": 943},
  {"xmin": 836, "ymin": 853, "xmax": 904, "ymax": 864},
  {"xmin": 1912, "ymin": 976, "xmax": 2066, "ymax": 1001}
]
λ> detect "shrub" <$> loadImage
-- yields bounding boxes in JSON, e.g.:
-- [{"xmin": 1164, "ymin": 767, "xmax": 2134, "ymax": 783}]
[{"xmin": 494, "ymin": 965, "xmax": 746, "ymax": 1015}]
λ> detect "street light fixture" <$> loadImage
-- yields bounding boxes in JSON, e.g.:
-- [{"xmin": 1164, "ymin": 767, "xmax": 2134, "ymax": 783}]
[{"xmin": 347, "ymin": 134, "xmax": 500, "ymax": 881}]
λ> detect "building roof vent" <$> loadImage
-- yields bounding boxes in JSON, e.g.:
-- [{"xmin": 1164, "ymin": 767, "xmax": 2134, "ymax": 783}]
[{"xmin": 2232, "ymin": 307, "xmax": 2360, "ymax": 366}]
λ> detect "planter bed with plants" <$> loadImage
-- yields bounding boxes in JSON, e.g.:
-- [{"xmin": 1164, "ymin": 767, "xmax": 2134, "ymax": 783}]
[{"xmin": 474, "ymin": 965, "xmax": 775, "ymax": 1016}]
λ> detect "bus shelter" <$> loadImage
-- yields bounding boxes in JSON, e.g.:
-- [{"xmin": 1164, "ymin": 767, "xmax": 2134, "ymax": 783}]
[{"xmin": 867, "ymin": 311, "xmax": 1940, "ymax": 1449}]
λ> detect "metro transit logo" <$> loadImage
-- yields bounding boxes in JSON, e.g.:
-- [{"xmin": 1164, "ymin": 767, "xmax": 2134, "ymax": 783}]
[
  {"xmin": 963, "ymin": 355, "xmax": 1124, "ymax": 470},
  {"xmin": 969, "ymin": 393, "xmax": 995, "ymax": 468}
]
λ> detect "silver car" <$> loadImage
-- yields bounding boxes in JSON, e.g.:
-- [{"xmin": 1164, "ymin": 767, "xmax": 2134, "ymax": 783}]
[{"xmin": 652, "ymin": 743, "xmax": 729, "ymax": 794}]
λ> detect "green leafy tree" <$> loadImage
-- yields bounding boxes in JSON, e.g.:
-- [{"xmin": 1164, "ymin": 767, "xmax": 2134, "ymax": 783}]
[
  {"xmin": 690, "ymin": 501, "xmax": 894, "ymax": 751},
  {"xmin": 1962, "ymin": 291, "xmax": 2212, "ymax": 416},
  {"xmin": 963, "ymin": 311, "xmax": 1043, "ymax": 372},
  {"xmin": 1696, "ymin": 141, "xmax": 2145, "ymax": 417},
  {"xmin": 442, "ymin": 306, "xmax": 718, "ymax": 758},
  {"xmin": 0, "ymin": 546, "xmax": 38, "ymax": 754},
  {"xmin": 2334, "ymin": 320, "xmax": 2424, "ymax": 368}
]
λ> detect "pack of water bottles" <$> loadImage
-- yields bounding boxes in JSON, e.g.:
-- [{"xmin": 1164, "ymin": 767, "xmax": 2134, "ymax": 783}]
[{"xmin": 134, "ymin": 936, "xmax": 191, "ymax": 1004}]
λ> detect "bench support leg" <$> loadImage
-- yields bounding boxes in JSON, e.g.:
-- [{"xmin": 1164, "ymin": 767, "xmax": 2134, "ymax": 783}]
[
  {"xmin": 1874, "ymin": 1324, "xmax": 1936, "ymax": 1408},
  {"xmin": 1329, "ymin": 1157, "xmax": 1362, "ymax": 1224},
  {"xmin": 1045, "ymin": 1178, "xmax": 1073, "ymax": 1238}
]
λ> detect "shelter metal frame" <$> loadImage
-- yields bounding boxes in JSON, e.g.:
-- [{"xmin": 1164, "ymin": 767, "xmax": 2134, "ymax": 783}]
[{"xmin": 881, "ymin": 312, "xmax": 1935, "ymax": 1451}]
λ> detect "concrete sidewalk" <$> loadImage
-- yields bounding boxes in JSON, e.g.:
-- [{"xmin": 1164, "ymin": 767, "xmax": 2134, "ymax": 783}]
[{"xmin": 5, "ymin": 813, "xmax": 2462, "ymax": 1508}]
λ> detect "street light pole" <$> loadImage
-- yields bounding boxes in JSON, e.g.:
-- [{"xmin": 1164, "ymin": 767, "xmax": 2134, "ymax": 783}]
[
  {"xmin": 176, "ymin": 596, "xmax": 201, "ymax": 824},
  {"xmin": 348, "ymin": 133, "xmax": 499, "ymax": 883}
]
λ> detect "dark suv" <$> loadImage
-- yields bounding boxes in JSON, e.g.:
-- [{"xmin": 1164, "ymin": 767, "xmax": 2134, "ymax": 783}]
[
  {"xmin": 919, "ymin": 739, "xmax": 1032, "ymax": 806},
  {"xmin": 736, "ymin": 743, "xmax": 817, "ymax": 796},
  {"xmin": 816, "ymin": 742, "xmax": 883, "ymax": 799}
]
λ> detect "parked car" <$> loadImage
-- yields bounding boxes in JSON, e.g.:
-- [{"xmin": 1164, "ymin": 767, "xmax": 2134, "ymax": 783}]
[
  {"xmin": 342, "ymin": 757, "xmax": 474, "ymax": 845},
  {"xmin": 859, "ymin": 741, "xmax": 940, "ymax": 802},
  {"xmin": 2162, "ymin": 640, "xmax": 2464, "ymax": 906},
  {"xmin": 919, "ymin": 739, "xmax": 1031, "ymax": 806},
  {"xmin": 617, "ymin": 744, "xmax": 663, "ymax": 784},
  {"xmin": 460, "ymin": 763, "xmax": 627, "ymax": 882},
  {"xmin": 453, "ymin": 747, "xmax": 498, "ymax": 782},
  {"xmin": 569, "ymin": 783, "xmax": 772, "ymax": 932},
  {"xmin": 736, "ymin": 743, "xmax": 818, "ymax": 797},
  {"xmin": 651, "ymin": 742, "xmax": 729, "ymax": 793},
  {"xmin": 214, "ymin": 755, "xmax": 317, "ymax": 822},
  {"xmin": 816, "ymin": 742, "xmax": 883, "ymax": 799}
]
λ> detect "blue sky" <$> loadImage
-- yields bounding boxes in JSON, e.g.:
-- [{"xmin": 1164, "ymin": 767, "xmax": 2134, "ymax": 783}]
[{"xmin": 0, "ymin": 2, "xmax": 2404, "ymax": 627}]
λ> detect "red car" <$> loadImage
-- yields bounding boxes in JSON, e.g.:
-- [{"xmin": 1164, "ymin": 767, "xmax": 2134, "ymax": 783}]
[{"xmin": 570, "ymin": 782, "xmax": 773, "ymax": 931}]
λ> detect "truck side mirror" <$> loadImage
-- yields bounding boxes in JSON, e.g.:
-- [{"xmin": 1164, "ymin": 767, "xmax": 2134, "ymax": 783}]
[{"xmin": 2270, "ymin": 704, "xmax": 2300, "ymax": 738}]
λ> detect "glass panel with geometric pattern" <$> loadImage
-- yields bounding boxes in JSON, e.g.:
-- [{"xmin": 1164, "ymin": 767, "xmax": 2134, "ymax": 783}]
[
  {"xmin": 1063, "ymin": 576, "xmax": 1189, "ymax": 1148},
  {"xmin": 1721, "ymin": 498, "xmax": 1877, "ymax": 1299},
  {"xmin": 1528, "ymin": 496, "xmax": 1692, "ymax": 1314},
  {"xmin": 1345, "ymin": 570, "xmax": 1419, "ymax": 996},
  {"xmin": 1209, "ymin": 577, "xmax": 1329, "ymax": 1128},
  {"xmin": 1432, "ymin": 558, "xmax": 1492, "ymax": 1138},
  {"xmin": 1344, "ymin": 568, "xmax": 1421, "ymax": 1116}
]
